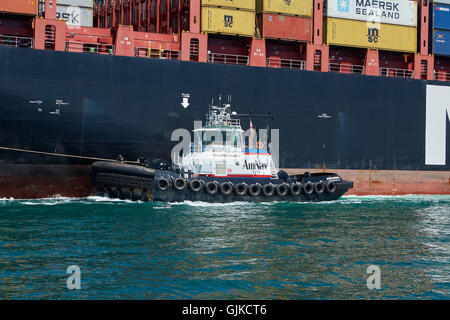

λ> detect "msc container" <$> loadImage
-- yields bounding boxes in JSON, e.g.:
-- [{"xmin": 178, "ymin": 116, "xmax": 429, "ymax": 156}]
[
  {"xmin": 201, "ymin": 0, "xmax": 255, "ymax": 11},
  {"xmin": 433, "ymin": 3, "xmax": 450, "ymax": 30},
  {"xmin": 0, "ymin": 0, "xmax": 38, "ymax": 16},
  {"xmin": 56, "ymin": 4, "xmax": 93, "ymax": 27},
  {"xmin": 57, "ymin": 0, "xmax": 93, "ymax": 7},
  {"xmin": 326, "ymin": 0, "xmax": 417, "ymax": 27},
  {"xmin": 433, "ymin": 29, "xmax": 450, "ymax": 56},
  {"xmin": 324, "ymin": 17, "xmax": 417, "ymax": 52},
  {"xmin": 201, "ymin": 6, "xmax": 255, "ymax": 36},
  {"xmin": 256, "ymin": 0, "xmax": 313, "ymax": 17},
  {"xmin": 259, "ymin": 13, "xmax": 312, "ymax": 41}
]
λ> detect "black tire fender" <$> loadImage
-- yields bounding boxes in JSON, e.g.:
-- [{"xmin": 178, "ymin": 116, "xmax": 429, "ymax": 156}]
[
  {"xmin": 263, "ymin": 183, "xmax": 274, "ymax": 197},
  {"xmin": 189, "ymin": 179, "xmax": 203, "ymax": 192},
  {"xmin": 156, "ymin": 178, "xmax": 169, "ymax": 191},
  {"xmin": 249, "ymin": 183, "xmax": 261, "ymax": 196},
  {"xmin": 303, "ymin": 181, "xmax": 314, "ymax": 195},
  {"xmin": 276, "ymin": 183, "xmax": 288, "ymax": 196},
  {"xmin": 206, "ymin": 181, "xmax": 219, "ymax": 194},
  {"xmin": 220, "ymin": 182, "xmax": 233, "ymax": 195},
  {"xmin": 173, "ymin": 177, "xmax": 187, "ymax": 191},
  {"xmin": 314, "ymin": 181, "xmax": 325, "ymax": 194},
  {"xmin": 290, "ymin": 183, "xmax": 302, "ymax": 195}
]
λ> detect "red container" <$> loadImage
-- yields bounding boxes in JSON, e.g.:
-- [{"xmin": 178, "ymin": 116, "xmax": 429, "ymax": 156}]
[
  {"xmin": 259, "ymin": 13, "xmax": 312, "ymax": 42},
  {"xmin": 0, "ymin": 0, "xmax": 38, "ymax": 16}
]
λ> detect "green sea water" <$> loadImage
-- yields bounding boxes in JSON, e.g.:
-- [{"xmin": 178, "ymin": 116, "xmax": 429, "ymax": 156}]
[{"xmin": 0, "ymin": 195, "xmax": 449, "ymax": 299}]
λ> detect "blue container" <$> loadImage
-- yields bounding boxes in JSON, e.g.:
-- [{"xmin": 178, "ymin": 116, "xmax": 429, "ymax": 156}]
[
  {"xmin": 433, "ymin": 29, "xmax": 450, "ymax": 56},
  {"xmin": 433, "ymin": 3, "xmax": 450, "ymax": 30}
]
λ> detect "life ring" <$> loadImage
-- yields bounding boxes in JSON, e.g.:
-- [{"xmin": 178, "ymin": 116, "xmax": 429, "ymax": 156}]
[
  {"xmin": 220, "ymin": 182, "xmax": 233, "ymax": 195},
  {"xmin": 206, "ymin": 181, "xmax": 219, "ymax": 194},
  {"xmin": 276, "ymin": 183, "xmax": 288, "ymax": 196},
  {"xmin": 256, "ymin": 141, "xmax": 264, "ymax": 149},
  {"xmin": 189, "ymin": 179, "xmax": 203, "ymax": 192},
  {"xmin": 156, "ymin": 178, "xmax": 169, "ymax": 191},
  {"xmin": 173, "ymin": 177, "xmax": 187, "ymax": 191},
  {"xmin": 314, "ymin": 181, "xmax": 325, "ymax": 194},
  {"xmin": 235, "ymin": 183, "xmax": 248, "ymax": 196},
  {"xmin": 249, "ymin": 183, "xmax": 261, "ymax": 196},
  {"xmin": 303, "ymin": 181, "xmax": 314, "ymax": 195},
  {"xmin": 263, "ymin": 184, "xmax": 274, "ymax": 197},
  {"xmin": 290, "ymin": 183, "xmax": 301, "ymax": 195},
  {"xmin": 326, "ymin": 181, "xmax": 336, "ymax": 193}
]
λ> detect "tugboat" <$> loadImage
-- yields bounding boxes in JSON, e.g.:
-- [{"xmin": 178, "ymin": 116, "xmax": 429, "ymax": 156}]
[{"xmin": 91, "ymin": 99, "xmax": 353, "ymax": 202}]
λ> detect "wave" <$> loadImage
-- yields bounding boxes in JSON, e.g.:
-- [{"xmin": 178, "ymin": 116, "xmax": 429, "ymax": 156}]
[{"xmin": 0, "ymin": 194, "xmax": 449, "ymax": 206}]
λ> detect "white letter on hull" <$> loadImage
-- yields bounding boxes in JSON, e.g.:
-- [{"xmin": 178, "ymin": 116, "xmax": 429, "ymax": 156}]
[{"xmin": 426, "ymin": 85, "xmax": 450, "ymax": 165}]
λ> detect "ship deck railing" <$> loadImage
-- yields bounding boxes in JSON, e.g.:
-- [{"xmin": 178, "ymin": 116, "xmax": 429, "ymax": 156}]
[
  {"xmin": 434, "ymin": 70, "xmax": 450, "ymax": 81},
  {"xmin": 0, "ymin": 35, "xmax": 34, "ymax": 49},
  {"xmin": 66, "ymin": 41, "xmax": 115, "ymax": 55},
  {"xmin": 379, "ymin": 67, "xmax": 414, "ymax": 79},
  {"xmin": 329, "ymin": 62, "xmax": 365, "ymax": 75},
  {"xmin": 267, "ymin": 57, "xmax": 306, "ymax": 70},
  {"xmin": 135, "ymin": 47, "xmax": 180, "ymax": 60},
  {"xmin": 208, "ymin": 53, "xmax": 249, "ymax": 66}
]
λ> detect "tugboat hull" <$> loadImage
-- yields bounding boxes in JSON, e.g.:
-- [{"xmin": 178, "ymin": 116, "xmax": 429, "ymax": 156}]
[{"xmin": 91, "ymin": 161, "xmax": 353, "ymax": 203}]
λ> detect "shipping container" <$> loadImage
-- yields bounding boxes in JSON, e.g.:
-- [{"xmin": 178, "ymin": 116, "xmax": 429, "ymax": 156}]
[
  {"xmin": 201, "ymin": 0, "xmax": 255, "ymax": 11},
  {"xmin": 256, "ymin": 0, "xmax": 313, "ymax": 17},
  {"xmin": 324, "ymin": 17, "xmax": 417, "ymax": 52},
  {"xmin": 433, "ymin": 29, "xmax": 450, "ymax": 56},
  {"xmin": 259, "ymin": 13, "xmax": 312, "ymax": 41},
  {"xmin": 432, "ymin": 0, "xmax": 450, "ymax": 5},
  {"xmin": 0, "ymin": 0, "xmax": 38, "ymax": 16},
  {"xmin": 433, "ymin": 2, "xmax": 450, "ymax": 30},
  {"xmin": 201, "ymin": 7, "xmax": 255, "ymax": 36},
  {"xmin": 326, "ymin": 0, "xmax": 417, "ymax": 27},
  {"xmin": 57, "ymin": 0, "xmax": 93, "ymax": 7},
  {"xmin": 56, "ymin": 5, "xmax": 93, "ymax": 27}
]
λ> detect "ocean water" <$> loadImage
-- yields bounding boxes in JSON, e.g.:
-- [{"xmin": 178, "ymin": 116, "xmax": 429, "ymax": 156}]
[{"xmin": 0, "ymin": 195, "xmax": 449, "ymax": 300}]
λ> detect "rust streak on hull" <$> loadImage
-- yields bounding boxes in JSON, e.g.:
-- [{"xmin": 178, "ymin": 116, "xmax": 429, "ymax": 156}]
[
  {"xmin": 0, "ymin": 165, "xmax": 449, "ymax": 199},
  {"xmin": 285, "ymin": 169, "xmax": 450, "ymax": 195}
]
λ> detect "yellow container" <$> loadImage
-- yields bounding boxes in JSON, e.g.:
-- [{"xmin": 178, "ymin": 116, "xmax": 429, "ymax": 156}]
[
  {"xmin": 201, "ymin": 0, "xmax": 255, "ymax": 11},
  {"xmin": 256, "ymin": 0, "xmax": 313, "ymax": 17},
  {"xmin": 201, "ymin": 7, "xmax": 255, "ymax": 37},
  {"xmin": 324, "ymin": 18, "xmax": 417, "ymax": 53}
]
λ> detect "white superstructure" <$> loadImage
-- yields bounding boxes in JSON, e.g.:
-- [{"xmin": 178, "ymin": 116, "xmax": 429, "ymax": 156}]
[{"xmin": 174, "ymin": 101, "xmax": 278, "ymax": 178}]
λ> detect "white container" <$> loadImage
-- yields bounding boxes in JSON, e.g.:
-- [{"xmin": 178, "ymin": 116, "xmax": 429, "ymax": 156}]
[
  {"xmin": 326, "ymin": 0, "xmax": 417, "ymax": 27},
  {"xmin": 433, "ymin": 0, "xmax": 450, "ymax": 5},
  {"xmin": 56, "ymin": 4, "xmax": 93, "ymax": 27},
  {"xmin": 56, "ymin": 0, "xmax": 94, "ymax": 8}
]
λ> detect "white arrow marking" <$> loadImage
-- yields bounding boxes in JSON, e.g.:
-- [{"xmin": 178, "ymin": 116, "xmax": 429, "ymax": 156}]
[{"xmin": 181, "ymin": 97, "xmax": 190, "ymax": 109}]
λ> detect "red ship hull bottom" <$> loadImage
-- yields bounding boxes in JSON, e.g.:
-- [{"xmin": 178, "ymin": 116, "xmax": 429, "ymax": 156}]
[{"xmin": 0, "ymin": 165, "xmax": 449, "ymax": 199}]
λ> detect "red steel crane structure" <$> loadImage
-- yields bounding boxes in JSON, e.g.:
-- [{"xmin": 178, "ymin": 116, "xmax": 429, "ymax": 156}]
[{"xmin": 94, "ymin": 0, "xmax": 191, "ymax": 34}]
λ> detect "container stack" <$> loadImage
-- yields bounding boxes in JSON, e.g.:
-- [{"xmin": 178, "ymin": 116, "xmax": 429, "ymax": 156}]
[
  {"xmin": 256, "ymin": 0, "xmax": 313, "ymax": 41},
  {"xmin": 324, "ymin": 0, "xmax": 417, "ymax": 53},
  {"xmin": 432, "ymin": 0, "xmax": 450, "ymax": 56},
  {"xmin": 0, "ymin": 0, "xmax": 38, "ymax": 16},
  {"xmin": 55, "ymin": 0, "xmax": 94, "ymax": 27},
  {"xmin": 201, "ymin": 0, "xmax": 256, "ymax": 37}
]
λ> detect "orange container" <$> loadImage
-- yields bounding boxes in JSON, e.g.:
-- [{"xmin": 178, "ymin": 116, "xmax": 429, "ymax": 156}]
[
  {"xmin": 0, "ymin": 0, "xmax": 38, "ymax": 16},
  {"xmin": 259, "ymin": 13, "xmax": 312, "ymax": 42}
]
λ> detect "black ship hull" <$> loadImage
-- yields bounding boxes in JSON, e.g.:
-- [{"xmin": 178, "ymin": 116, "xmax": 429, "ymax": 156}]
[{"xmin": 0, "ymin": 46, "xmax": 449, "ymax": 197}]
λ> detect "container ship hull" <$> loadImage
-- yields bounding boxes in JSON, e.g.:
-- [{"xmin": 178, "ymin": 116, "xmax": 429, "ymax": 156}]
[{"xmin": 0, "ymin": 46, "xmax": 449, "ymax": 198}]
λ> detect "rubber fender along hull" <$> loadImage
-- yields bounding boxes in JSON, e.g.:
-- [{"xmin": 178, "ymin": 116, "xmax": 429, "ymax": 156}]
[{"xmin": 91, "ymin": 162, "xmax": 353, "ymax": 202}]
